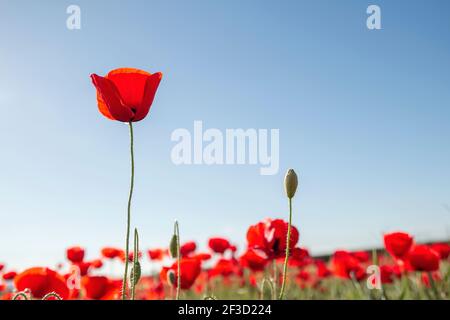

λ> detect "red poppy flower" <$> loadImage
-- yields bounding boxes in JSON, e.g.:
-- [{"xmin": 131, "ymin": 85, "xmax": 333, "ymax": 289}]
[
  {"xmin": 315, "ymin": 259, "xmax": 332, "ymax": 278},
  {"xmin": 160, "ymin": 258, "xmax": 201, "ymax": 289},
  {"xmin": 430, "ymin": 243, "xmax": 450, "ymax": 260},
  {"xmin": 90, "ymin": 259, "xmax": 103, "ymax": 269},
  {"xmin": 408, "ymin": 245, "xmax": 440, "ymax": 272},
  {"xmin": 209, "ymin": 258, "xmax": 240, "ymax": 278},
  {"xmin": 180, "ymin": 241, "xmax": 197, "ymax": 257},
  {"xmin": 240, "ymin": 249, "xmax": 268, "ymax": 272},
  {"xmin": 352, "ymin": 251, "xmax": 370, "ymax": 263},
  {"xmin": 191, "ymin": 253, "xmax": 212, "ymax": 261},
  {"xmin": 74, "ymin": 261, "xmax": 92, "ymax": 276},
  {"xmin": 148, "ymin": 248, "xmax": 167, "ymax": 261},
  {"xmin": 246, "ymin": 218, "xmax": 299, "ymax": 259},
  {"xmin": 123, "ymin": 251, "xmax": 142, "ymax": 263},
  {"xmin": 289, "ymin": 247, "xmax": 312, "ymax": 268},
  {"xmin": 101, "ymin": 247, "xmax": 122, "ymax": 259},
  {"xmin": 331, "ymin": 250, "xmax": 366, "ymax": 281},
  {"xmin": 81, "ymin": 276, "xmax": 120, "ymax": 300},
  {"xmin": 208, "ymin": 237, "xmax": 231, "ymax": 254},
  {"xmin": 14, "ymin": 267, "xmax": 69, "ymax": 299},
  {"xmin": 383, "ymin": 232, "xmax": 414, "ymax": 260},
  {"xmin": 0, "ymin": 264, "xmax": 4, "ymax": 272},
  {"xmin": 66, "ymin": 246, "xmax": 85, "ymax": 263},
  {"xmin": 2, "ymin": 271, "xmax": 17, "ymax": 280},
  {"xmin": 90, "ymin": 68, "xmax": 162, "ymax": 122}
]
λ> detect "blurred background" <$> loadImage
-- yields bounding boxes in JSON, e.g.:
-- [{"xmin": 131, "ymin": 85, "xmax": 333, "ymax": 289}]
[{"xmin": 0, "ymin": 0, "xmax": 449, "ymax": 272}]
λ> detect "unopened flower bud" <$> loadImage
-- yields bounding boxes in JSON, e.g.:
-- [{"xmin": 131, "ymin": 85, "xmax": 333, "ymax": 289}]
[
  {"xmin": 284, "ymin": 169, "xmax": 298, "ymax": 199},
  {"xmin": 169, "ymin": 234, "xmax": 179, "ymax": 258},
  {"xmin": 167, "ymin": 270, "xmax": 176, "ymax": 287},
  {"xmin": 131, "ymin": 261, "xmax": 141, "ymax": 285}
]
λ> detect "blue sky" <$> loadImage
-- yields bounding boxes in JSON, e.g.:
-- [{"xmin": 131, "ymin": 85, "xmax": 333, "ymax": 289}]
[{"xmin": 0, "ymin": 0, "xmax": 449, "ymax": 270}]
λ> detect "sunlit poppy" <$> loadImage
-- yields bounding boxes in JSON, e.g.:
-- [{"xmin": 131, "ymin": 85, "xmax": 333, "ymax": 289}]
[
  {"xmin": 101, "ymin": 247, "xmax": 123, "ymax": 260},
  {"xmin": 408, "ymin": 245, "xmax": 440, "ymax": 272},
  {"xmin": 247, "ymin": 218, "xmax": 299, "ymax": 259},
  {"xmin": 383, "ymin": 232, "xmax": 414, "ymax": 260},
  {"xmin": 66, "ymin": 246, "xmax": 85, "ymax": 263},
  {"xmin": 240, "ymin": 249, "xmax": 268, "ymax": 272},
  {"xmin": 160, "ymin": 258, "xmax": 201, "ymax": 290},
  {"xmin": 2, "ymin": 271, "xmax": 17, "ymax": 281},
  {"xmin": 91, "ymin": 68, "xmax": 162, "ymax": 122},
  {"xmin": 180, "ymin": 241, "xmax": 197, "ymax": 257},
  {"xmin": 14, "ymin": 267, "xmax": 69, "ymax": 299},
  {"xmin": 148, "ymin": 248, "xmax": 167, "ymax": 261},
  {"xmin": 331, "ymin": 250, "xmax": 365, "ymax": 281},
  {"xmin": 82, "ymin": 276, "xmax": 120, "ymax": 300},
  {"xmin": 208, "ymin": 237, "xmax": 231, "ymax": 254},
  {"xmin": 430, "ymin": 243, "xmax": 450, "ymax": 260}
]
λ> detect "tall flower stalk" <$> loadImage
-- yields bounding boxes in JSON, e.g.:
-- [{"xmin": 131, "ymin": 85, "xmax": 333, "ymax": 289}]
[
  {"xmin": 90, "ymin": 67, "xmax": 163, "ymax": 300},
  {"xmin": 169, "ymin": 220, "xmax": 181, "ymax": 300},
  {"xmin": 122, "ymin": 121, "xmax": 135, "ymax": 300},
  {"xmin": 279, "ymin": 168, "xmax": 298, "ymax": 300}
]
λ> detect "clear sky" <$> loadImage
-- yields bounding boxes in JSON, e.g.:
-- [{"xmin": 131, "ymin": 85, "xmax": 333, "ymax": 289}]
[{"xmin": 1, "ymin": 0, "xmax": 449, "ymax": 271}]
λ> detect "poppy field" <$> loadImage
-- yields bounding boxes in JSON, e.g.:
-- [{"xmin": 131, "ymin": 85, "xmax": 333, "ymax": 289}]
[
  {"xmin": 0, "ymin": 67, "xmax": 449, "ymax": 301},
  {"xmin": 1, "ymin": 226, "xmax": 449, "ymax": 300}
]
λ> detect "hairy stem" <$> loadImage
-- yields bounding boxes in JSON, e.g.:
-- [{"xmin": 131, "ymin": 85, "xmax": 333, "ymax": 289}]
[
  {"xmin": 131, "ymin": 228, "xmax": 139, "ymax": 300},
  {"xmin": 175, "ymin": 221, "xmax": 181, "ymax": 300},
  {"xmin": 122, "ymin": 121, "xmax": 135, "ymax": 300},
  {"xmin": 279, "ymin": 197, "xmax": 292, "ymax": 300}
]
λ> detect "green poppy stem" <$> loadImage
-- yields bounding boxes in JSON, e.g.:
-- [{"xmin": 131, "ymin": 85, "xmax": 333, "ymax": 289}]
[
  {"xmin": 122, "ymin": 121, "xmax": 135, "ymax": 300},
  {"xmin": 175, "ymin": 221, "xmax": 181, "ymax": 300},
  {"xmin": 279, "ymin": 197, "xmax": 293, "ymax": 300},
  {"xmin": 131, "ymin": 228, "xmax": 139, "ymax": 300}
]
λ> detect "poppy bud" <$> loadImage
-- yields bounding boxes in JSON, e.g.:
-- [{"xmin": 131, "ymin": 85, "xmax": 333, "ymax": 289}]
[
  {"xmin": 169, "ymin": 234, "xmax": 179, "ymax": 258},
  {"xmin": 131, "ymin": 261, "xmax": 141, "ymax": 285},
  {"xmin": 284, "ymin": 169, "xmax": 298, "ymax": 199},
  {"xmin": 167, "ymin": 270, "xmax": 176, "ymax": 287}
]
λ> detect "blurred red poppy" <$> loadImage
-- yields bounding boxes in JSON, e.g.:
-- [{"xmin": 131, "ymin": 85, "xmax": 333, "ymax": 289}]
[
  {"xmin": 240, "ymin": 249, "xmax": 268, "ymax": 272},
  {"xmin": 148, "ymin": 248, "xmax": 167, "ymax": 261},
  {"xmin": 66, "ymin": 246, "xmax": 85, "ymax": 263},
  {"xmin": 180, "ymin": 241, "xmax": 197, "ymax": 257},
  {"xmin": 191, "ymin": 253, "xmax": 212, "ymax": 261},
  {"xmin": 82, "ymin": 276, "xmax": 120, "ymax": 300},
  {"xmin": 408, "ymin": 245, "xmax": 440, "ymax": 272},
  {"xmin": 383, "ymin": 232, "xmax": 413, "ymax": 260},
  {"xmin": 430, "ymin": 243, "xmax": 450, "ymax": 260},
  {"xmin": 91, "ymin": 259, "xmax": 103, "ymax": 269},
  {"xmin": 14, "ymin": 267, "xmax": 69, "ymax": 299},
  {"xmin": 331, "ymin": 250, "xmax": 366, "ymax": 281},
  {"xmin": 91, "ymin": 68, "xmax": 162, "ymax": 122},
  {"xmin": 0, "ymin": 264, "xmax": 4, "ymax": 272},
  {"xmin": 247, "ymin": 218, "xmax": 299, "ymax": 259},
  {"xmin": 74, "ymin": 261, "xmax": 92, "ymax": 276},
  {"xmin": 315, "ymin": 259, "xmax": 332, "ymax": 278},
  {"xmin": 289, "ymin": 247, "xmax": 312, "ymax": 268},
  {"xmin": 101, "ymin": 247, "xmax": 122, "ymax": 259},
  {"xmin": 123, "ymin": 251, "xmax": 142, "ymax": 263},
  {"xmin": 2, "ymin": 271, "xmax": 17, "ymax": 280},
  {"xmin": 352, "ymin": 251, "xmax": 370, "ymax": 263},
  {"xmin": 160, "ymin": 258, "xmax": 201, "ymax": 289},
  {"xmin": 209, "ymin": 258, "xmax": 240, "ymax": 278},
  {"xmin": 208, "ymin": 237, "xmax": 231, "ymax": 254}
]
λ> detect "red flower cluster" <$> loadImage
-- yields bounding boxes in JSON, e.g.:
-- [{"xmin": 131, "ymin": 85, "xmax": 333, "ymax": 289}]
[{"xmin": 0, "ymin": 226, "xmax": 448, "ymax": 300}]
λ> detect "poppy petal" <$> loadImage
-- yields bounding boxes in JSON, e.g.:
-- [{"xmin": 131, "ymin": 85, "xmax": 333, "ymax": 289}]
[
  {"xmin": 90, "ymin": 74, "xmax": 134, "ymax": 122},
  {"xmin": 134, "ymin": 72, "xmax": 163, "ymax": 121}
]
